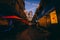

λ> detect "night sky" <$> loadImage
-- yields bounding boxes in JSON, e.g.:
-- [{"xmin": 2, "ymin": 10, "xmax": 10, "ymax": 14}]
[{"xmin": 24, "ymin": 0, "xmax": 41, "ymax": 16}]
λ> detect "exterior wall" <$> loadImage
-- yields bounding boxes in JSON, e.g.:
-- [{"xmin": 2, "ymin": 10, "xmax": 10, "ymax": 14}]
[
  {"xmin": 15, "ymin": 0, "xmax": 26, "ymax": 19},
  {"xmin": 0, "ymin": 19, "xmax": 8, "ymax": 25},
  {"xmin": 37, "ymin": 9, "xmax": 58, "ymax": 27},
  {"xmin": 38, "ymin": 16, "xmax": 49, "ymax": 27},
  {"xmin": 0, "ymin": 0, "xmax": 26, "ymax": 18}
]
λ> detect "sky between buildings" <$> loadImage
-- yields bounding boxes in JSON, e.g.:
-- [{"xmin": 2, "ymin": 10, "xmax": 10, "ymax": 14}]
[{"xmin": 24, "ymin": 0, "xmax": 41, "ymax": 16}]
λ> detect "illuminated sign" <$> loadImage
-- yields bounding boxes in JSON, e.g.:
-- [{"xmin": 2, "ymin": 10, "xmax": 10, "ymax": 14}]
[{"xmin": 50, "ymin": 10, "xmax": 58, "ymax": 24}]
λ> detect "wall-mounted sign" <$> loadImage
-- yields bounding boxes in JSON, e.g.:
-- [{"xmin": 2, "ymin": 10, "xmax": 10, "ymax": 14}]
[{"xmin": 50, "ymin": 10, "xmax": 58, "ymax": 24}]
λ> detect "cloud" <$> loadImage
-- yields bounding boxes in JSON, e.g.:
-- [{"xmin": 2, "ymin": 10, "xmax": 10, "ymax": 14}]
[
  {"xmin": 25, "ymin": 1, "xmax": 31, "ymax": 5},
  {"xmin": 32, "ymin": 3, "xmax": 38, "ymax": 6},
  {"xmin": 25, "ymin": 1, "xmax": 39, "ymax": 7},
  {"xmin": 29, "ymin": 4, "xmax": 39, "ymax": 11},
  {"xmin": 29, "ymin": 7, "xmax": 36, "ymax": 11}
]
